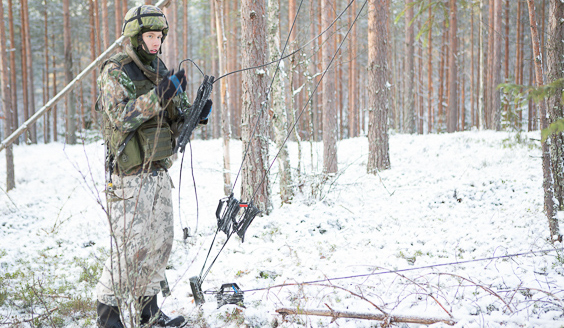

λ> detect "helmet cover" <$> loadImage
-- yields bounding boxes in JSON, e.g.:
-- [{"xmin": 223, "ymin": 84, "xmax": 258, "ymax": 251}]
[{"xmin": 122, "ymin": 5, "xmax": 169, "ymax": 41}]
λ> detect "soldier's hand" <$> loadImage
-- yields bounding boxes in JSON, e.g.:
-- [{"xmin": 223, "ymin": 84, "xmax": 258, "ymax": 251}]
[{"xmin": 156, "ymin": 69, "xmax": 187, "ymax": 105}]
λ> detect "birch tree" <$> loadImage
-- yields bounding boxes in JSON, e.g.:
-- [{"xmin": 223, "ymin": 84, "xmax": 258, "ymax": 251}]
[
  {"xmin": 241, "ymin": 0, "xmax": 271, "ymax": 214},
  {"xmin": 367, "ymin": 0, "xmax": 391, "ymax": 173},
  {"xmin": 268, "ymin": 0, "xmax": 293, "ymax": 204}
]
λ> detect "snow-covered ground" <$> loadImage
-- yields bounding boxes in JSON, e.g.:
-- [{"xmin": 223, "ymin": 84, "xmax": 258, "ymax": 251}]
[{"xmin": 1, "ymin": 130, "xmax": 564, "ymax": 327}]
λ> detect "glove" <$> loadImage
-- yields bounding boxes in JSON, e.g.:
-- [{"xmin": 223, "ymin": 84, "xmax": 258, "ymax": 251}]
[
  {"xmin": 155, "ymin": 69, "xmax": 187, "ymax": 104},
  {"xmin": 200, "ymin": 99, "xmax": 212, "ymax": 121}
]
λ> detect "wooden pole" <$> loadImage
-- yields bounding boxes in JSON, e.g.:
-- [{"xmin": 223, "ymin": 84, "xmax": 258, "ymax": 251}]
[
  {"xmin": 276, "ymin": 307, "xmax": 456, "ymax": 326},
  {"xmin": 0, "ymin": 0, "xmax": 171, "ymax": 153}
]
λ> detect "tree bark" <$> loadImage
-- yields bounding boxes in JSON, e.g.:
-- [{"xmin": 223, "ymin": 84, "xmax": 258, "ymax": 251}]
[
  {"xmin": 427, "ymin": 1, "xmax": 433, "ymax": 133},
  {"xmin": 478, "ymin": 0, "xmax": 485, "ymax": 129},
  {"xmin": 490, "ymin": 0, "xmax": 502, "ymax": 131},
  {"xmin": 44, "ymin": 0, "xmax": 50, "ymax": 142},
  {"xmin": 213, "ymin": 0, "xmax": 233, "ymax": 196},
  {"xmin": 22, "ymin": 0, "xmax": 36, "ymax": 143},
  {"xmin": 276, "ymin": 307, "xmax": 456, "ymax": 326},
  {"xmin": 546, "ymin": 0, "xmax": 564, "ymax": 210},
  {"xmin": 63, "ymin": 0, "xmax": 77, "ymax": 145},
  {"xmin": 321, "ymin": 0, "xmax": 338, "ymax": 174},
  {"xmin": 446, "ymin": 0, "xmax": 458, "ymax": 133},
  {"xmin": 348, "ymin": 0, "xmax": 358, "ymax": 138},
  {"xmin": 0, "ymin": 0, "xmax": 15, "ymax": 191},
  {"xmin": 20, "ymin": 0, "xmax": 30, "ymax": 143},
  {"xmin": 404, "ymin": 1, "xmax": 415, "ymax": 133},
  {"xmin": 367, "ymin": 0, "xmax": 390, "ymax": 173},
  {"xmin": 240, "ymin": 0, "xmax": 271, "ymax": 214},
  {"xmin": 526, "ymin": 0, "xmax": 560, "ymax": 242},
  {"xmin": 268, "ymin": 0, "xmax": 293, "ymax": 204},
  {"xmin": 90, "ymin": 0, "xmax": 98, "ymax": 129},
  {"xmin": 7, "ymin": 0, "xmax": 18, "ymax": 145},
  {"xmin": 101, "ymin": 0, "xmax": 109, "ymax": 50}
]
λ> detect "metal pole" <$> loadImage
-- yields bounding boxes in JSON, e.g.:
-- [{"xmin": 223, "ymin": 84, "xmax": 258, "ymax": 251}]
[{"xmin": 0, "ymin": 0, "xmax": 170, "ymax": 153}]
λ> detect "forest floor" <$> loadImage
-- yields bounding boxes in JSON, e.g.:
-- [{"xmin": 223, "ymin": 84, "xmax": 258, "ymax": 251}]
[{"xmin": 1, "ymin": 129, "xmax": 564, "ymax": 328}]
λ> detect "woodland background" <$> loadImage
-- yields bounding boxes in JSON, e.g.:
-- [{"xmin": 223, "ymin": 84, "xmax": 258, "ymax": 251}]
[
  {"xmin": 2, "ymin": 0, "xmax": 564, "ymax": 327},
  {"xmin": 0, "ymin": 0, "xmax": 552, "ymax": 148}
]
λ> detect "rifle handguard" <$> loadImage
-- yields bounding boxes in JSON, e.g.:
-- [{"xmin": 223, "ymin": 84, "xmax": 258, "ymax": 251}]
[{"xmin": 174, "ymin": 75, "xmax": 214, "ymax": 153}]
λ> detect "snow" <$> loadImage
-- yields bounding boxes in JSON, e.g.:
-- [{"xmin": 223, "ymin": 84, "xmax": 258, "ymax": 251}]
[{"xmin": 1, "ymin": 130, "xmax": 564, "ymax": 327}]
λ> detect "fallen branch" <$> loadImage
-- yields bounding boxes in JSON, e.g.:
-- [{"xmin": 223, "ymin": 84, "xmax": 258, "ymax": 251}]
[{"xmin": 276, "ymin": 307, "xmax": 457, "ymax": 326}]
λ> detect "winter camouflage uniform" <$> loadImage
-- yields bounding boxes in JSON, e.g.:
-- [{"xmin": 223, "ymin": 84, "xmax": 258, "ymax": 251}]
[{"xmin": 96, "ymin": 44, "xmax": 191, "ymax": 307}]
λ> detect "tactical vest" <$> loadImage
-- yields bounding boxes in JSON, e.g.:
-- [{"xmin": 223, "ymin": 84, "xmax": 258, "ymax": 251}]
[{"xmin": 101, "ymin": 52, "xmax": 177, "ymax": 174}]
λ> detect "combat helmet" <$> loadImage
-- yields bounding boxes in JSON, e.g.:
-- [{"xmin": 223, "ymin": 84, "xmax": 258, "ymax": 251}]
[{"xmin": 122, "ymin": 5, "xmax": 169, "ymax": 49}]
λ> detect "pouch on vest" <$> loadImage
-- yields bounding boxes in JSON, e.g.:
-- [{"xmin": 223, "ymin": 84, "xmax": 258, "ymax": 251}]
[
  {"xmin": 137, "ymin": 121, "xmax": 174, "ymax": 163},
  {"xmin": 111, "ymin": 130, "xmax": 144, "ymax": 172}
]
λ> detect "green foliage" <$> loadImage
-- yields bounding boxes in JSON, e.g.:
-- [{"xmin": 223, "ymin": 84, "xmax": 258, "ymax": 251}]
[
  {"xmin": 0, "ymin": 251, "xmax": 100, "ymax": 326},
  {"xmin": 499, "ymin": 78, "xmax": 564, "ymax": 141}
]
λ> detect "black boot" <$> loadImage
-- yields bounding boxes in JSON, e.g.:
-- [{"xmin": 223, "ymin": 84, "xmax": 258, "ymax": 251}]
[
  {"xmin": 97, "ymin": 301, "xmax": 125, "ymax": 328},
  {"xmin": 140, "ymin": 296, "xmax": 185, "ymax": 327}
]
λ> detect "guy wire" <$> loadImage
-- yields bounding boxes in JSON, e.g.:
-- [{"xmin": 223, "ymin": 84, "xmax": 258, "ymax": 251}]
[
  {"xmin": 230, "ymin": 0, "xmax": 306, "ymax": 193},
  {"xmin": 214, "ymin": 247, "xmax": 564, "ymax": 294},
  {"xmin": 249, "ymin": 0, "xmax": 368, "ymax": 203}
]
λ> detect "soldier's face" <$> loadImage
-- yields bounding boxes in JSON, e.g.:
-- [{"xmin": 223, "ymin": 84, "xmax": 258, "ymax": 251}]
[{"xmin": 142, "ymin": 31, "xmax": 163, "ymax": 54}]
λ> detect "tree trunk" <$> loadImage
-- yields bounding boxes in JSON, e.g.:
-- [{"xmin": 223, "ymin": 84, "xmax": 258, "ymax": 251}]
[
  {"xmin": 546, "ymin": 0, "xmax": 564, "ymax": 210},
  {"xmin": 8, "ymin": 0, "xmax": 18, "ymax": 145},
  {"xmin": 404, "ymin": 1, "xmax": 415, "ymax": 133},
  {"xmin": 90, "ymin": 0, "xmax": 98, "ymax": 129},
  {"xmin": 348, "ymin": 0, "xmax": 358, "ymax": 138},
  {"xmin": 438, "ymin": 19, "xmax": 446, "ymax": 131},
  {"xmin": 446, "ymin": 0, "xmax": 458, "ymax": 133},
  {"xmin": 240, "ymin": 0, "xmax": 271, "ymax": 214},
  {"xmin": 52, "ymin": 40, "xmax": 58, "ymax": 142},
  {"xmin": 427, "ymin": 1, "xmax": 433, "ymax": 133},
  {"xmin": 214, "ymin": 0, "xmax": 233, "ymax": 196},
  {"xmin": 44, "ymin": 0, "xmax": 50, "ymax": 142},
  {"xmin": 515, "ymin": 0, "xmax": 522, "ymax": 128},
  {"xmin": 478, "ymin": 0, "xmax": 485, "ymax": 129},
  {"xmin": 367, "ymin": 0, "xmax": 390, "ymax": 173},
  {"xmin": 526, "ymin": 0, "xmax": 560, "ymax": 242},
  {"xmin": 321, "ymin": 0, "xmax": 338, "ymax": 174},
  {"xmin": 115, "ymin": 0, "xmax": 122, "ymax": 43},
  {"xmin": 490, "ymin": 0, "xmax": 502, "ymax": 131},
  {"xmin": 0, "ymin": 0, "xmax": 15, "ymax": 191},
  {"xmin": 417, "ymin": 20, "xmax": 423, "ymax": 134},
  {"xmin": 268, "ymin": 0, "xmax": 293, "ymax": 204},
  {"xmin": 470, "ymin": 5, "xmax": 475, "ymax": 128},
  {"xmin": 63, "ymin": 0, "xmax": 76, "ymax": 145},
  {"xmin": 102, "ymin": 0, "xmax": 109, "ymax": 49},
  {"xmin": 22, "ymin": 0, "xmax": 36, "ymax": 143},
  {"xmin": 20, "ymin": 0, "xmax": 30, "ymax": 143}
]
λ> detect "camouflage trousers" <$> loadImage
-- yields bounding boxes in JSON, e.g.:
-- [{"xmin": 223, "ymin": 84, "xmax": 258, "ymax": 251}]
[{"xmin": 96, "ymin": 170, "xmax": 174, "ymax": 307}]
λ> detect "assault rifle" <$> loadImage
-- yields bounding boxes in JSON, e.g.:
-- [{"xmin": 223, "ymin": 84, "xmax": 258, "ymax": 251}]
[{"xmin": 174, "ymin": 75, "xmax": 214, "ymax": 153}]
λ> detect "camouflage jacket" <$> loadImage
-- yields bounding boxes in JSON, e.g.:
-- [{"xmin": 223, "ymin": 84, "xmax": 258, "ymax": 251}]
[{"xmin": 98, "ymin": 47, "xmax": 191, "ymax": 175}]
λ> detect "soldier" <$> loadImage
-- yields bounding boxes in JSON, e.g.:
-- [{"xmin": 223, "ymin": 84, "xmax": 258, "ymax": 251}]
[{"xmin": 95, "ymin": 5, "xmax": 211, "ymax": 328}]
